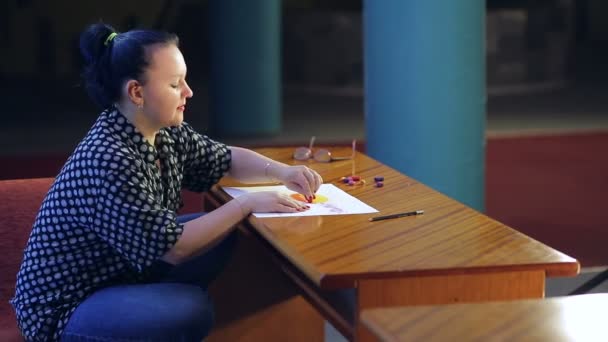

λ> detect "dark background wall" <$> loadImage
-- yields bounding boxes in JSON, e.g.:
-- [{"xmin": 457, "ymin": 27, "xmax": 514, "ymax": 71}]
[
  {"xmin": 0, "ymin": 0, "xmax": 592, "ymax": 87},
  {"xmin": 0, "ymin": 0, "xmax": 606, "ymax": 145}
]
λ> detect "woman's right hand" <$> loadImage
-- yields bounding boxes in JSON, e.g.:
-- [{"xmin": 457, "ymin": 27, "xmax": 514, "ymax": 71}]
[{"xmin": 235, "ymin": 191, "xmax": 310, "ymax": 214}]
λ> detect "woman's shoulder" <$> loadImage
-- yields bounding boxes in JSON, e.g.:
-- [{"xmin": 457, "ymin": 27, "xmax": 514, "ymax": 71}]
[
  {"xmin": 164, "ymin": 121, "xmax": 197, "ymax": 140},
  {"xmin": 163, "ymin": 122, "xmax": 206, "ymax": 150},
  {"xmin": 165, "ymin": 122, "xmax": 227, "ymax": 147},
  {"xmin": 77, "ymin": 126, "xmax": 135, "ymax": 159},
  {"xmin": 65, "ymin": 125, "xmax": 141, "ymax": 177}
]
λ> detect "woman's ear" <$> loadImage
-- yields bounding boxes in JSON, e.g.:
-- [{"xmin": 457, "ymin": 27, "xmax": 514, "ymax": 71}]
[{"xmin": 125, "ymin": 79, "xmax": 144, "ymax": 107}]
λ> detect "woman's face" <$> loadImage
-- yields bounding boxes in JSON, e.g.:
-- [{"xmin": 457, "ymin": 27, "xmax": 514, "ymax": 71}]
[{"xmin": 140, "ymin": 44, "xmax": 193, "ymax": 129}]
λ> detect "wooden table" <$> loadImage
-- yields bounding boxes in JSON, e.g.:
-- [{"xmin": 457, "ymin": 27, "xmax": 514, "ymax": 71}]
[
  {"xmin": 205, "ymin": 147, "xmax": 579, "ymax": 341},
  {"xmin": 361, "ymin": 293, "xmax": 608, "ymax": 341}
]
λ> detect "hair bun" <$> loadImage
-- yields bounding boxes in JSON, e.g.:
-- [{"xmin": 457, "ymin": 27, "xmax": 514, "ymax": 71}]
[{"xmin": 79, "ymin": 23, "xmax": 117, "ymax": 64}]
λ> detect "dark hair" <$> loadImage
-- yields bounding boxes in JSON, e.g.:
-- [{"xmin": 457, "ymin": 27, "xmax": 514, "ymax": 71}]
[{"xmin": 79, "ymin": 22, "xmax": 179, "ymax": 109}]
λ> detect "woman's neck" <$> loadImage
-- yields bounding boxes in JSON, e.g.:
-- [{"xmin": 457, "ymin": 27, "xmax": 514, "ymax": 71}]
[{"xmin": 115, "ymin": 103, "xmax": 158, "ymax": 145}]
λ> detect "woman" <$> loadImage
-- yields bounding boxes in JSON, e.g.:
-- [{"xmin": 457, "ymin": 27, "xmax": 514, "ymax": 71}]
[{"xmin": 11, "ymin": 23, "xmax": 322, "ymax": 341}]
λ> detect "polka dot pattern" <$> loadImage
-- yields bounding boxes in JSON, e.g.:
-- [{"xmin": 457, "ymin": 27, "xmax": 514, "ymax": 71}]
[{"xmin": 10, "ymin": 108, "xmax": 231, "ymax": 341}]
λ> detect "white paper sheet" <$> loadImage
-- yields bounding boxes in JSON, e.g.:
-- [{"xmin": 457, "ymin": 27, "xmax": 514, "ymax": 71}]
[{"xmin": 223, "ymin": 184, "xmax": 378, "ymax": 218}]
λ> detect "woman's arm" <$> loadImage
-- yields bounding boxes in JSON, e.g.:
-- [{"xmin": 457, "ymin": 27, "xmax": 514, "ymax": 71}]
[
  {"xmin": 226, "ymin": 146, "xmax": 285, "ymax": 183},
  {"xmin": 161, "ymin": 197, "xmax": 245, "ymax": 264},
  {"xmin": 162, "ymin": 189, "xmax": 308, "ymax": 264},
  {"xmin": 227, "ymin": 146, "xmax": 323, "ymax": 199},
  {"xmin": 162, "ymin": 146, "xmax": 323, "ymax": 264}
]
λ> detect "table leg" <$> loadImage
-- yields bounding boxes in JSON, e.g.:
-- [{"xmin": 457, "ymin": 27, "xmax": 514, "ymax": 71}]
[{"xmin": 206, "ymin": 229, "xmax": 325, "ymax": 341}]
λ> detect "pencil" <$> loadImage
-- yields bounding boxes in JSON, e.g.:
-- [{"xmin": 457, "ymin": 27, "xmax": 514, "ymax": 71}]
[
  {"xmin": 369, "ymin": 210, "xmax": 424, "ymax": 222},
  {"xmin": 351, "ymin": 139, "xmax": 356, "ymax": 176}
]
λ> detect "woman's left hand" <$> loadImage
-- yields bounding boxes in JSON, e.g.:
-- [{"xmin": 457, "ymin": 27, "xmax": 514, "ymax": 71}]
[{"xmin": 275, "ymin": 165, "xmax": 323, "ymax": 200}]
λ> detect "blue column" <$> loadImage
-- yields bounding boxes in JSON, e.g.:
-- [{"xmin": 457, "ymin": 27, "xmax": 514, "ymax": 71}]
[
  {"xmin": 208, "ymin": 0, "xmax": 281, "ymax": 136},
  {"xmin": 364, "ymin": 1, "xmax": 486, "ymax": 211}
]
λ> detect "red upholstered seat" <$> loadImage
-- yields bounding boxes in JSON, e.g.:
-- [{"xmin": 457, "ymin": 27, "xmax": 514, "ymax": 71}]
[{"xmin": 0, "ymin": 178, "xmax": 53, "ymax": 342}]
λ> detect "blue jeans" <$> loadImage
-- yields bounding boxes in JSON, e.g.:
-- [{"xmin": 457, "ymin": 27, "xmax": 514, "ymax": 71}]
[{"xmin": 61, "ymin": 213, "xmax": 237, "ymax": 342}]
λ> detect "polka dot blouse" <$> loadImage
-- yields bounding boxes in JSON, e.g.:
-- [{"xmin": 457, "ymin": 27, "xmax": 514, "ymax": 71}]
[{"xmin": 10, "ymin": 108, "xmax": 232, "ymax": 341}]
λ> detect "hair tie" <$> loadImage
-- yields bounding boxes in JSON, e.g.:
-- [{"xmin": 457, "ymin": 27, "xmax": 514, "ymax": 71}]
[{"xmin": 104, "ymin": 32, "xmax": 118, "ymax": 46}]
